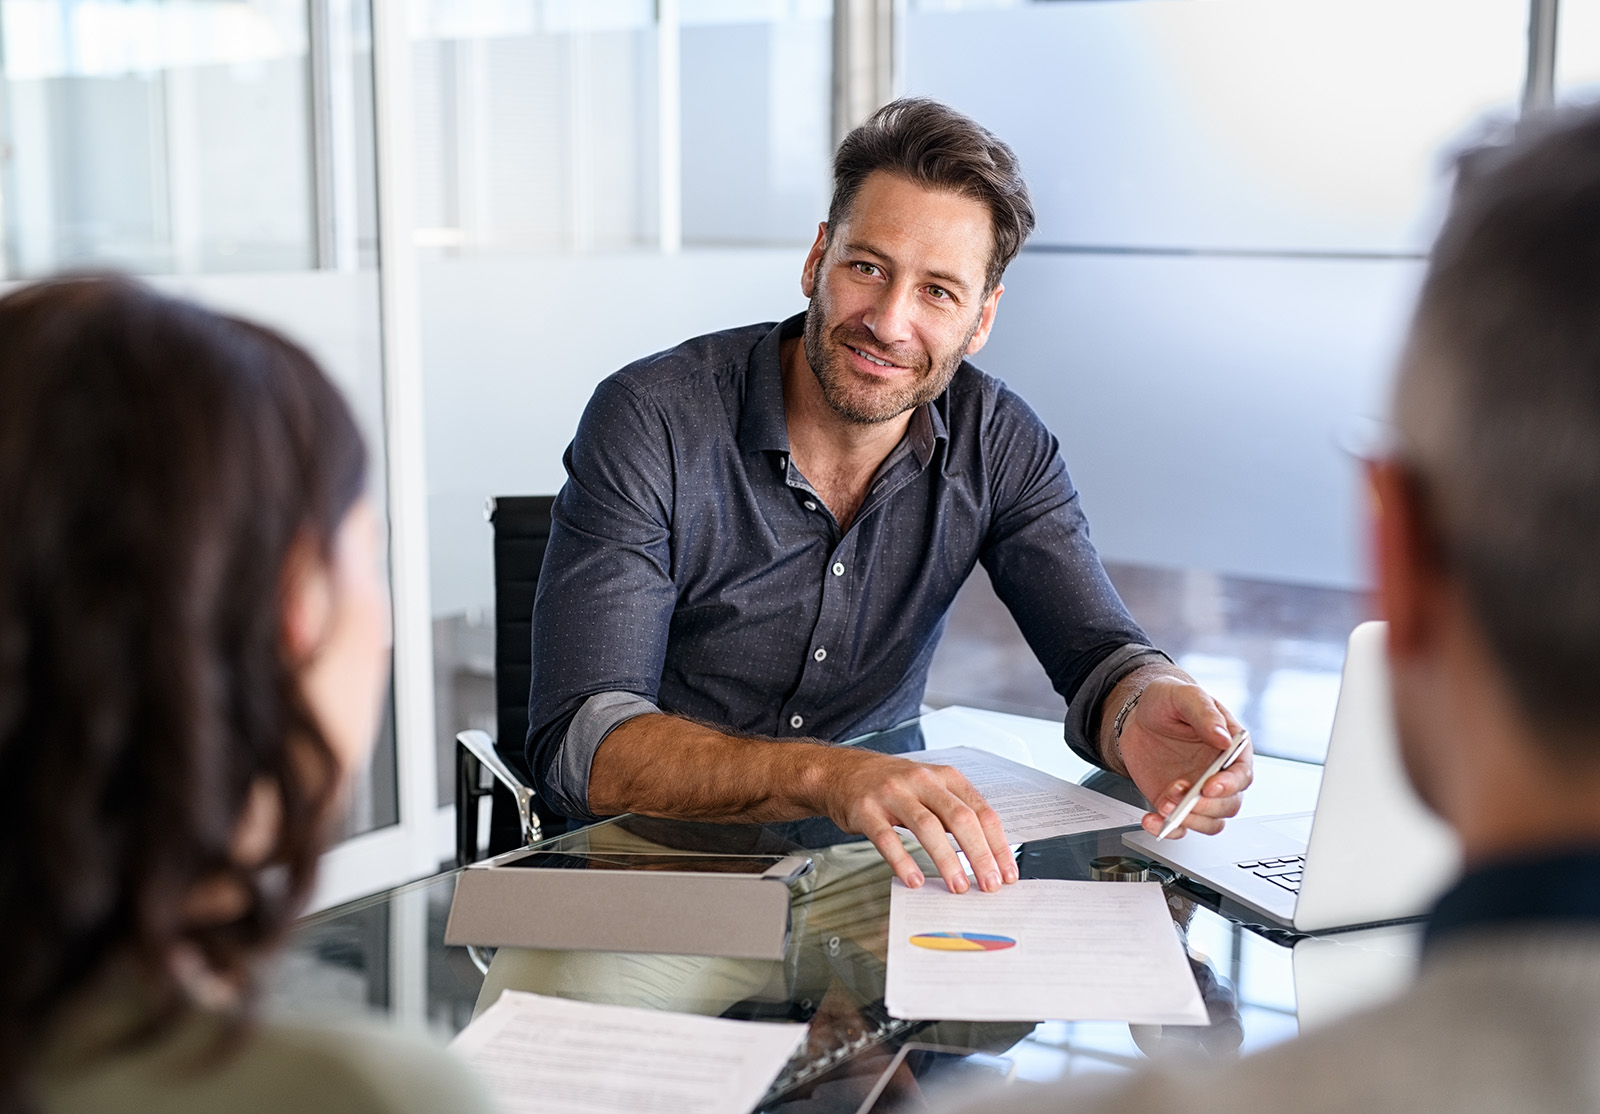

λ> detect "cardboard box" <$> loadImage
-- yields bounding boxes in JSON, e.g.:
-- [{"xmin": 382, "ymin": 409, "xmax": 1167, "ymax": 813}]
[{"xmin": 443, "ymin": 850, "xmax": 809, "ymax": 961}]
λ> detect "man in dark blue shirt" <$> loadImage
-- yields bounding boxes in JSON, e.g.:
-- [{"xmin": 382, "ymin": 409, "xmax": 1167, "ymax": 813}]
[{"xmin": 528, "ymin": 99, "xmax": 1252, "ymax": 894}]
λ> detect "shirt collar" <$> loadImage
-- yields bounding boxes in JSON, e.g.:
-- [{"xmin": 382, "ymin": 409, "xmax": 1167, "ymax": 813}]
[
  {"xmin": 737, "ymin": 315, "xmax": 801, "ymax": 456},
  {"xmin": 1423, "ymin": 846, "xmax": 1600, "ymax": 955},
  {"xmin": 736, "ymin": 311, "xmax": 950, "ymax": 466},
  {"xmin": 904, "ymin": 398, "xmax": 943, "ymax": 469}
]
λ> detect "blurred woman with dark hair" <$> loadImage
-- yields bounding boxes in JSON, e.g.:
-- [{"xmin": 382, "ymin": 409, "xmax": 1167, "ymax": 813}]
[{"xmin": 0, "ymin": 277, "xmax": 492, "ymax": 1113}]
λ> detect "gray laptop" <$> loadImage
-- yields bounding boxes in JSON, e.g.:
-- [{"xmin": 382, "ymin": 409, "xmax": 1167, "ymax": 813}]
[{"xmin": 1124, "ymin": 621, "xmax": 1460, "ymax": 932}]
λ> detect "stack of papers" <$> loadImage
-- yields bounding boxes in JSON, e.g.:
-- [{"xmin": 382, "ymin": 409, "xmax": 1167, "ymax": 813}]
[
  {"xmin": 885, "ymin": 878, "xmax": 1207, "ymax": 1024},
  {"xmin": 908, "ymin": 745, "xmax": 1146, "ymax": 843},
  {"xmin": 451, "ymin": 991, "xmax": 807, "ymax": 1114}
]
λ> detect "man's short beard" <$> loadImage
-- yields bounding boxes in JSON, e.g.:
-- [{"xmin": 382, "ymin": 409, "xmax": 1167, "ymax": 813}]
[{"xmin": 802, "ymin": 265, "xmax": 980, "ymax": 426}]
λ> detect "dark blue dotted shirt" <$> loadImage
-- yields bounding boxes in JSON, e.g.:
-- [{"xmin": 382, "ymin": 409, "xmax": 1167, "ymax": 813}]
[{"xmin": 527, "ymin": 314, "xmax": 1163, "ymax": 821}]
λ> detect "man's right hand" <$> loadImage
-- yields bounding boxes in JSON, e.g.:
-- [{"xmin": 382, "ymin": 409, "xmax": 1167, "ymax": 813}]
[
  {"xmin": 812, "ymin": 748, "xmax": 1018, "ymax": 893},
  {"xmin": 588, "ymin": 713, "xmax": 1018, "ymax": 893}
]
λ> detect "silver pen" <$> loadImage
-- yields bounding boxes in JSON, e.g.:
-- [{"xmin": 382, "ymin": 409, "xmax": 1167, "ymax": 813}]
[{"xmin": 1155, "ymin": 728, "xmax": 1251, "ymax": 840}]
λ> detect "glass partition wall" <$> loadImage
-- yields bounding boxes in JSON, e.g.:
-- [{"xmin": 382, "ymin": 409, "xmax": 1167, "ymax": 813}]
[
  {"xmin": 0, "ymin": 0, "xmax": 439, "ymax": 908},
  {"xmin": 1, "ymin": 0, "xmax": 317, "ymax": 275}
]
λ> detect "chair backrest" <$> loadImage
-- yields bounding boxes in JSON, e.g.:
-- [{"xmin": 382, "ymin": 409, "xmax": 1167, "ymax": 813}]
[{"xmin": 488, "ymin": 494, "xmax": 560, "ymax": 837}]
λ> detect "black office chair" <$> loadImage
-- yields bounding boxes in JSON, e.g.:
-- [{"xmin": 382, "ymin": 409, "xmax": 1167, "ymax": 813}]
[{"xmin": 455, "ymin": 494, "xmax": 568, "ymax": 865}]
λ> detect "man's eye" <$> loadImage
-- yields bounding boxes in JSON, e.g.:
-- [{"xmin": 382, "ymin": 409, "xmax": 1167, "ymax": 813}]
[
  {"xmin": 852, "ymin": 262, "xmax": 880, "ymax": 276},
  {"xmin": 927, "ymin": 286, "xmax": 950, "ymax": 300}
]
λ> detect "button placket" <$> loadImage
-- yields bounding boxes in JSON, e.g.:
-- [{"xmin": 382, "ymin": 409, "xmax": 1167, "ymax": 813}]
[
  {"xmin": 781, "ymin": 535, "xmax": 856, "ymax": 737},
  {"xmin": 850, "ymin": 453, "xmax": 923, "ymax": 530}
]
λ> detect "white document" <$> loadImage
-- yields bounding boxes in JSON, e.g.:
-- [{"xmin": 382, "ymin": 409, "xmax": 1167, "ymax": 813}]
[
  {"xmin": 450, "ymin": 990, "xmax": 807, "ymax": 1114},
  {"xmin": 916, "ymin": 706, "xmax": 1036, "ymax": 767},
  {"xmin": 885, "ymin": 878, "xmax": 1208, "ymax": 1024},
  {"xmin": 911, "ymin": 745, "xmax": 1146, "ymax": 843}
]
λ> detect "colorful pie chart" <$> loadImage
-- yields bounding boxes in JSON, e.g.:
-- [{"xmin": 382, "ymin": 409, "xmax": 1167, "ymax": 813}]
[{"xmin": 909, "ymin": 932, "xmax": 1017, "ymax": 952}]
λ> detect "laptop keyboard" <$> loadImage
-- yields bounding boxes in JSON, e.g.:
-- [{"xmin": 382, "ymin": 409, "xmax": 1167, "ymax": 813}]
[{"xmin": 1235, "ymin": 855, "xmax": 1306, "ymax": 893}]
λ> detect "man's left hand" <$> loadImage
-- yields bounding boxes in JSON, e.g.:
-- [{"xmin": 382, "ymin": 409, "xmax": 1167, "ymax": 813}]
[{"xmin": 1116, "ymin": 675, "xmax": 1252, "ymax": 838}]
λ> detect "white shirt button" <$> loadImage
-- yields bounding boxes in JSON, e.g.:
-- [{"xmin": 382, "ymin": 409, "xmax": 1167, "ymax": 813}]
[
  {"xmin": 790, "ymin": 714, "xmax": 804, "ymax": 729},
  {"xmin": 813, "ymin": 647, "xmax": 827, "ymax": 662},
  {"xmin": 778, "ymin": 455, "xmax": 788, "ymax": 469},
  {"xmin": 831, "ymin": 562, "xmax": 845, "ymax": 576},
  {"xmin": 804, "ymin": 500, "xmax": 818, "ymax": 511}
]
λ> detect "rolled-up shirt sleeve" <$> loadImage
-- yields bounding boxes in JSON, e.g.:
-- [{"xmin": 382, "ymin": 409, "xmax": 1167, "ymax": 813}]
[
  {"xmin": 526, "ymin": 377, "xmax": 677, "ymax": 820},
  {"xmin": 977, "ymin": 383, "xmax": 1168, "ymax": 767},
  {"xmin": 546, "ymin": 691, "xmax": 661, "ymax": 821}
]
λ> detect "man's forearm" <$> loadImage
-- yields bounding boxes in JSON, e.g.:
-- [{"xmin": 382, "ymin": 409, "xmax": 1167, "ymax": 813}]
[
  {"xmin": 589, "ymin": 711, "xmax": 1021, "ymax": 894},
  {"xmin": 1095, "ymin": 661, "xmax": 1194, "ymax": 778},
  {"xmin": 586, "ymin": 712, "xmax": 840, "ymax": 822}
]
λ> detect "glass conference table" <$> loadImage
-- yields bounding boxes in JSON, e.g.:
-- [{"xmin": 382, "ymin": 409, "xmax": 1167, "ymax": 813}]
[{"xmin": 271, "ymin": 707, "xmax": 1424, "ymax": 1112}]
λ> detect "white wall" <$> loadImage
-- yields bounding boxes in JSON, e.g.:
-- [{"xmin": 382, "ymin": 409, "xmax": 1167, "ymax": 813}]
[
  {"xmin": 902, "ymin": 2, "xmax": 1525, "ymax": 253},
  {"xmin": 974, "ymin": 251, "xmax": 1422, "ymax": 589}
]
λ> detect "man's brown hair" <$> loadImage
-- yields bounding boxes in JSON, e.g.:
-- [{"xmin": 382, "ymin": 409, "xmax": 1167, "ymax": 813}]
[{"xmin": 828, "ymin": 98, "xmax": 1036, "ymax": 293}]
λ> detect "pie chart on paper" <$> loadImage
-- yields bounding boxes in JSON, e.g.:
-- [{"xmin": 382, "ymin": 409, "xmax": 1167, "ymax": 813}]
[{"xmin": 909, "ymin": 932, "xmax": 1016, "ymax": 952}]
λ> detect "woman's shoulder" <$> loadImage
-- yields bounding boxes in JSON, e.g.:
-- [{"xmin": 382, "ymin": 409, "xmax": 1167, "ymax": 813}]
[{"xmin": 43, "ymin": 1011, "xmax": 495, "ymax": 1114}]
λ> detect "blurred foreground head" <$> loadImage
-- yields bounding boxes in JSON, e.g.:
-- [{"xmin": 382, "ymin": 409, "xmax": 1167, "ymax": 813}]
[
  {"xmin": 1391, "ymin": 109, "xmax": 1600, "ymax": 760},
  {"xmin": 0, "ymin": 276, "xmax": 381, "ymax": 1106}
]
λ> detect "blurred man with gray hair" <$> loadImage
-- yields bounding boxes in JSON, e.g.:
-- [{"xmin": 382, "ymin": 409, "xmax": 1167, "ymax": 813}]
[{"xmin": 944, "ymin": 107, "xmax": 1600, "ymax": 1114}]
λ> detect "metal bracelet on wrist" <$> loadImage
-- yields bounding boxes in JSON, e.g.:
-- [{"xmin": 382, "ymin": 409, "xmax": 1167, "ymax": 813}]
[{"xmin": 1107, "ymin": 684, "xmax": 1146, "ymax": 771}]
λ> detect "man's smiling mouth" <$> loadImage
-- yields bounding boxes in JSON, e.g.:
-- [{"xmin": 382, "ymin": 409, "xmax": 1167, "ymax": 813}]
[{"xmin": 847, "ymin": 344, "xmax": 904, "ymax": 370}]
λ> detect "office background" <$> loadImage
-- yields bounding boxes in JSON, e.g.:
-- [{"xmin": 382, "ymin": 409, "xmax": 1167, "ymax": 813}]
[{"xmin": 2, "ymin": 0, "xmax": 1595, "ymax": 905}]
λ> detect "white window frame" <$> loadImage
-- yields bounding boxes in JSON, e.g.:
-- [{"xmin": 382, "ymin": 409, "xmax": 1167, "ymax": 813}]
[{"xmin": 311, "ymin": 0, "xmax": 438, "ymax": 911}]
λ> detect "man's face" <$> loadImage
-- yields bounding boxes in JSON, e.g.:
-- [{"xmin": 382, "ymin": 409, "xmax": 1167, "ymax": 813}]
[{"xmin": 800, "ymin": 172, "xmax": 1003, "ymax": 426}]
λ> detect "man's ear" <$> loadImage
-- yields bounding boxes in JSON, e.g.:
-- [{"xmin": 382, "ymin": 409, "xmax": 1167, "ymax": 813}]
[
  {"xmin": 800, "ymin": 223, "xmax": 828, "ymax": 299},
  {"xmin": 965, "ymin": 284, "xmax": 1004, "ymax": 356},
  {"xmin": 1370, "ymin": 458, "xmax": 1446, "ymax": 657}
]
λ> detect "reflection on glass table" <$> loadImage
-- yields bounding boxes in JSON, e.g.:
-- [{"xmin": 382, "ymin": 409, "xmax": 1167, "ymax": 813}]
[{"xmin": 273, "ymin": 709, "xmax": 1423, "ymax": 1113}]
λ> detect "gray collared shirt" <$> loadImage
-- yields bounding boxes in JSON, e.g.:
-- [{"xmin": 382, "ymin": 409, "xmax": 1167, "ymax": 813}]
[{"xmin": 527, "ymin": 314, "xmax": 1165, "ymax": 821}]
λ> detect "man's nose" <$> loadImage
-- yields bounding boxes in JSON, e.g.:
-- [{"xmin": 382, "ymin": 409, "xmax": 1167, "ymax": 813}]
[{"xmin": 862, "ymin": 282, "xmax": 916, "ymax": 349}]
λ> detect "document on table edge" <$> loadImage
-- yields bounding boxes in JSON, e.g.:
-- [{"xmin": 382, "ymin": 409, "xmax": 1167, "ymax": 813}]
[
  {"xmin": 450, "ymin": 989, "xmax": 808, "ymax": 1114},
  {"xmin": 908, "ymin": 745, "xmax": 1146, "ymax": 843}
]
